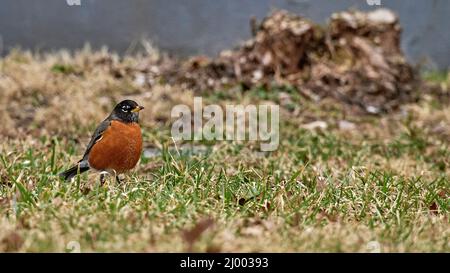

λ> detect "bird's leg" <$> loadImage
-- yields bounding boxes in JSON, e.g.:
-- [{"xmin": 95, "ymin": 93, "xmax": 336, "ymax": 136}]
[
  {"xmin": 100, "ymin": 173, "xmax": 106, "ymax": 185},
  {"xmin": 116, "ymin": 175, "xmax": 123, "ymax": 184},
  {"xmin": 111, "ymin": 169, "xmax": 119, "ymax": 184}
]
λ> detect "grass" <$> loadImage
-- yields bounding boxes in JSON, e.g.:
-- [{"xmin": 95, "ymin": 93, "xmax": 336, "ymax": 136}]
[{"xmin": 0, "ymin": 49, "xmax": 448, "ymax": 252}]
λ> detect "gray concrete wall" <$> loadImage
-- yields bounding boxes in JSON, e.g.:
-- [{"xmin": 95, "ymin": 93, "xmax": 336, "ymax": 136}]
[{"xmin": 0, "ymin": 0, "xmax": 449, "ymax": 69}]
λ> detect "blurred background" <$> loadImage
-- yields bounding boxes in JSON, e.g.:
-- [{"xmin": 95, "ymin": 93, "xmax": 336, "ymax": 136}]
[{"xmin": 0, "ymin": 0, "xmax": 449, "ymax": 70}]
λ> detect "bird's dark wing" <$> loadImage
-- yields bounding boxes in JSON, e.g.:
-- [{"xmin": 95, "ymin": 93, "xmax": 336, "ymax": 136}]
[{"xmin": 81, "ymin": 118, "xmax": 112, "ymax": 161}]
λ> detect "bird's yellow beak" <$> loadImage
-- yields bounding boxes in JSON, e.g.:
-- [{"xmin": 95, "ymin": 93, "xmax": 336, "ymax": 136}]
[{"xmin": 131, "ymin": 106, "xmax": 144, "ymax": 113}]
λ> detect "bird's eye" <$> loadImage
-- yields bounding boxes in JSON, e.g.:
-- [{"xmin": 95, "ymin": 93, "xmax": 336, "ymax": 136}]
[{"xmin": 121, "ymin": 105, "xmax": 129, "ymax": 112}]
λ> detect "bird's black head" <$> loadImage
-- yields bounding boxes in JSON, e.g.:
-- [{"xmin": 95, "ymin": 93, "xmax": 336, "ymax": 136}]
[{"xmin": 110, "ymin": 100, "xmax": 144, "ymax": 123}]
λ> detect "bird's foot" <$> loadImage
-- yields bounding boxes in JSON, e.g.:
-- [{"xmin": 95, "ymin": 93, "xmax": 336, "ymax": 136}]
[
  {"xmin": 99, "ymin": 173, "xmax": 106, "ymax": 186},
  {"xmin": 116, "ymin": 175, "xmax": 123, "ymax": 184}
]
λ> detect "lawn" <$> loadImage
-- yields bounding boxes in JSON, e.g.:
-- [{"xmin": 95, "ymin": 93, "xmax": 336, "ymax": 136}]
[{"xmin": 0, "ymin": 49, "xmax": 448, "ymax": 252}]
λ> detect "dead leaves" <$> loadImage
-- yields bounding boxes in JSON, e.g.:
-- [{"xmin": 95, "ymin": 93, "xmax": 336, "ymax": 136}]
[
  {"xmin": 159, "ymin": 9, "xmax": 419, "ymax": 114},
  {"xmin": 429, "ymin": 190, "xmax": 448, "ymax": 215},
  {"xmin": 181, "ymin": 217, "xmax": 215, "ymax": 252},
  {"xmin": 1, "ymin": 232, "xmax": 24, "ymax": 252}
]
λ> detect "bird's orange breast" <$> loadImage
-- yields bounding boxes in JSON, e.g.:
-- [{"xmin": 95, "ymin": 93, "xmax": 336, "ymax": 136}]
[{"xmin": 88, "ymin": 120, "xmax": 143, "ymax": 173}]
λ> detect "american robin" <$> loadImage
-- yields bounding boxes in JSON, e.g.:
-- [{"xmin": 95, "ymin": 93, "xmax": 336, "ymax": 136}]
[{"xmin": 59, "ymin": 100, "xmax": 144, "ymax": 184}]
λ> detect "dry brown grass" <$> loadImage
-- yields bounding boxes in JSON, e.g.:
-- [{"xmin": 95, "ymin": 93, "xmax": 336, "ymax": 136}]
[{"xmin": 0, "ymin": 48, "xmax": 195, "ymax": 142}]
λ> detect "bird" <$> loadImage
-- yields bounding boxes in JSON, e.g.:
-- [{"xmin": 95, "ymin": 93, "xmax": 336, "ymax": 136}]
[{"xmin": 59, "ymin": 99, "xmax": 144, "ymax": 184}]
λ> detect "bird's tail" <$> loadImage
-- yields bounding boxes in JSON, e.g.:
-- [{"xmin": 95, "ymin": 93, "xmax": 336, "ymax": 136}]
[{"xmin": 59, "ymin": 163, "xmax": 90, "ymax": 181}]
